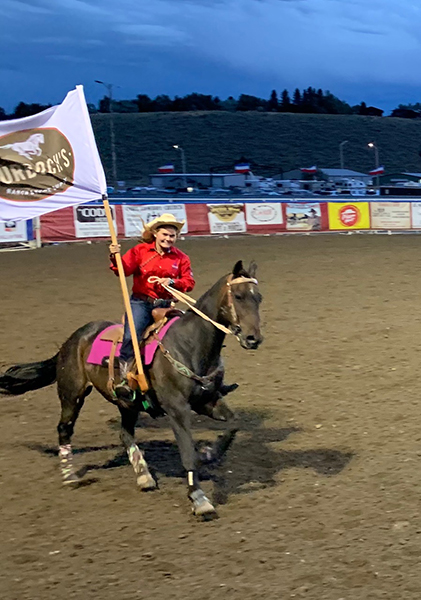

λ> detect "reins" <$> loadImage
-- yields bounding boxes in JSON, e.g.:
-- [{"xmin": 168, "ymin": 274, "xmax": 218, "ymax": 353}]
[
  {"xmin": 147, "ymin": 273, "xmax": 258, "ymax": 389},
  {"xmin": 148, "ymin": 275, "xmax": 258, "ymax": 336}
]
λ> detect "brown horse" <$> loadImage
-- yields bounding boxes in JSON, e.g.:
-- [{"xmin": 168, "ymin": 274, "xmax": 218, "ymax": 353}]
[{"xmin": 0, "ymin": 260, "xmax": 263, "ymax": 517}]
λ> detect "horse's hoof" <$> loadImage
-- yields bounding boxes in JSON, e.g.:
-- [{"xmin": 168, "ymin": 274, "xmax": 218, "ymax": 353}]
[
  {"xmin": 190, "ymin": 490, "xmax": 217, "ymax": 517},
  {"xmin": 62, "ymin": 472, "xmax": 81, "ymax": 486},
  {"xmin": 137, "ymin": 473, "xmax": 156, "ymax": 490}
]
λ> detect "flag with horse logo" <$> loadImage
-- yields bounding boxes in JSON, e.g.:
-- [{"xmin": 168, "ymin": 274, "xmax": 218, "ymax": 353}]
[{"xmin": 0, "ymin": 85, "xmax": 107, "ymax": 221}]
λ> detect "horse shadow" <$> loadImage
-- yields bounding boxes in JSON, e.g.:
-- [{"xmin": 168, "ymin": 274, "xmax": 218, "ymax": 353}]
[{"xmin": 26, "ymin": 408, "xmax": 354, "ymax": 503}]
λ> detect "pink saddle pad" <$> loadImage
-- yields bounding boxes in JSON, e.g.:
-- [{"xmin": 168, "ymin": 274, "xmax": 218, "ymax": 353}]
[{"xmin": 87, "ymin": 317, "xmax": 180, "ymax": 367}]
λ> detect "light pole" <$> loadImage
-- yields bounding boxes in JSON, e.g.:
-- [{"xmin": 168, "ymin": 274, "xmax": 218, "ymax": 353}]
[
  {"xmin": 368, "ymin": 142, "xmax": 380, "ymax": 187},
  {"xmin": 339, "ymin": 140, "xmax": 349, "ymax": 170},
  {"xmin": 173, "ymin": 144, "xmax": 187, "ymax": 187},
  {"xmin": 95, "ymin": 80, "xmax": 118, "ymax": 189}
]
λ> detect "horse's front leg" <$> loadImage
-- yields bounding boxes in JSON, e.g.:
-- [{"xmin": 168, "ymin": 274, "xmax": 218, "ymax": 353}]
[
  {"xmin": 119, "ymin": 406, "xmax": 156, "ymax": 490},
  {"xmin": 167, "ymin": 401, "xmax": 216, "ymax": 517}
]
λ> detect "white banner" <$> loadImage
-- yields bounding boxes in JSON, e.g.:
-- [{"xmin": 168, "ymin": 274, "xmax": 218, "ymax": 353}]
[
  {"xmin": 122, "ymin": 204, "xmax": 188, "ymax": 237},
  {"xmin": 207, "ymin": 204, "xmax": 246, "ymax": 234},
  {"xmin": 0, "ymin": 219, "xmax": 28, "ymax": 242},
  {"xmin": 74, "ymin": 204, "xmax": 116, "ymax": 238},
  {"xmin": 371, "ymin": 202, "xmax": 411, "ymax": 229},
  {"xmin": 0, "ymin": 86, "xmax": 107, "ymax": 222},
  {"xmin": 411, "ymin": 202, "xmax": 421, "ymax": 228},
  {"xmin": 245, "ymin": 203, "xmax": 283, "ymax": 225}
]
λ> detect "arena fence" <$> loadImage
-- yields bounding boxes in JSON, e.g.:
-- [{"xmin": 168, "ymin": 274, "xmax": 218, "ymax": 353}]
[{"xmin": 3, "ymin": 198, "xmax": 421, "ymax": 246}]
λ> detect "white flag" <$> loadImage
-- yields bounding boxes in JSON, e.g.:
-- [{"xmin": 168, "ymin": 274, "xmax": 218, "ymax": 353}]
[{"xmin": 0, "ymin": 86, "xmax": 107, "ymax": 221}]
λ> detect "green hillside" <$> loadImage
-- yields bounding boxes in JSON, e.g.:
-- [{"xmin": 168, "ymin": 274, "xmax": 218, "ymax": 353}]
[{"xmin": 90, "ymin": 112, "xmax": 421, "ymax": 186}]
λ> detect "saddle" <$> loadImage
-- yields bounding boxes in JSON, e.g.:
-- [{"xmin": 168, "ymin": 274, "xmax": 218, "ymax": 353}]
[{"xmin": 100, "ymin": 307, "xmax": 183, "ymax": 395}]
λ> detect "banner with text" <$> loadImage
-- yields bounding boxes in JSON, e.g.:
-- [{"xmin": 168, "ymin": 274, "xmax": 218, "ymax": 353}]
[
  {"xmin": 74, "ymin": 204, "xmax": 116, "ymax": 238},
  {"xmin": 122, "ymin": 204, "xmax": 188, "ymax": 237},
  {"xmin": 245, "ymin": 203, "xmax": 283, "ymax": 226},
  {"xmin": 0, "ymin": 219, "xmax": 28, "ymax": 242},
  {"xmin": 207, "ymin": 204, "xmax": 246, "ymax": 234},
  {"xmin": 370, "ymin": 202, "xmax": 411, "ymax": 229}
]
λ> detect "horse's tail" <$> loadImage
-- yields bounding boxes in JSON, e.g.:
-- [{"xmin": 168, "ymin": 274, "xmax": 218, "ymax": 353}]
[{"xmin": 0, "ymin": 353, "xmax": 58, "ymax": 395}]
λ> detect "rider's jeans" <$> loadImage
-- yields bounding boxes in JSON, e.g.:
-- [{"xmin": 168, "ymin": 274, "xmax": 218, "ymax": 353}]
[{"xmin": 119, "ymin": 297, "xmax": 154, "ymax": 363}]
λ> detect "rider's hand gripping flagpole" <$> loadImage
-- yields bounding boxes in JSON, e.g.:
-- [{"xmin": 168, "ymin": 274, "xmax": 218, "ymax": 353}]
[{"xmin": 102, "ymin": 195, "xmax": 149, "ymax": 394}]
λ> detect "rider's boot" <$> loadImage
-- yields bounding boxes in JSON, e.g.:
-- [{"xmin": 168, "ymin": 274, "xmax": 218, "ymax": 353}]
[{"xmin": 114, "ymin": 359, "xmax": 136, "ymax": 402}]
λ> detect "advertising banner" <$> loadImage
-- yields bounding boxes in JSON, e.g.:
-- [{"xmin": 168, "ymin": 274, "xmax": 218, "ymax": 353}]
[
  {"xmin": 122, "ymin": 204, "xmax": 188, "ymax": 237},
  {"xmin": 411, "ymin": 202, "xmax": 421, "ymax": 228},
  {"xmin": 327, "ymin": 202, "xmax": 370, "ymax": 230},
  {"xmin": 207, "ymin": 204, "xmax": 246, "ymax": 234},
  {"xmin": 0, "ymin": 219, "xmax": 28, "ymax": 242},
  {"xmin": 74, "ymin": 204, "xmax": 116, "ymax": 238},
  {"xmin": 286, "ymin": 203, "xmax": 321, "ymax": 231},
  {"xmin": 370, "ymin": 202, "xmax": 411, "ymax": 229},
  {"xmin": 245, "ymin": 203, "xmax": 283, "ymax": 226}
]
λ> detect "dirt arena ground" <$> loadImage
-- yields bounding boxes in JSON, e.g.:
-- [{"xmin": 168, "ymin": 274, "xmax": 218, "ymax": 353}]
[{"xmin": 2, "ymin": 233, "xmax": 421, "ymax": 600}]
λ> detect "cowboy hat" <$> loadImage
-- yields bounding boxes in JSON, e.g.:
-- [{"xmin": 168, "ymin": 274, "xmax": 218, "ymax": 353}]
[{"xmin": 141, "ymin": 213, "xmax": 185, "ymax": 242}]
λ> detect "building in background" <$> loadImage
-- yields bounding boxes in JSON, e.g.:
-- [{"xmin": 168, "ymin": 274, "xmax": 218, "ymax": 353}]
[{"xmin": 149, "ymin": 172, "xmax": 248, "ymax": 189}]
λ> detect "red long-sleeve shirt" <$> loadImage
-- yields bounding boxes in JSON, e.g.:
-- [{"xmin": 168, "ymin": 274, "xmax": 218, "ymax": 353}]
[{"xmin": 110, "ymin": 241, "xmax": 195, "ymax": 300}]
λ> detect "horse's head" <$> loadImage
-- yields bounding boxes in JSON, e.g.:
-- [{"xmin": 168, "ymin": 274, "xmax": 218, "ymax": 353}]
[{"xmin": 223, "ymin": 260, "xmax": 263, "ymax": 350}]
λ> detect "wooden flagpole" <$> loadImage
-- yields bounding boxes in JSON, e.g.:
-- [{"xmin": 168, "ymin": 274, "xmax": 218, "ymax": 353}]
[{"xmin": 102, "ymin": 195, "xmax": 149, "ymax": 393}]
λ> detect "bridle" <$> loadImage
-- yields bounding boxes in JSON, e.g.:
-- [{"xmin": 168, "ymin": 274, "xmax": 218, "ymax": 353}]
[{"xmin": 223, "ymin": 275, "xmax": 259, "ymax": 337}]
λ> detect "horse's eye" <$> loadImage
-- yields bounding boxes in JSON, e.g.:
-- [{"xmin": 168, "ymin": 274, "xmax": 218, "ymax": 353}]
[{"xmin": 234, "ymin": 293, "xmax": 242, "ymax": 300}]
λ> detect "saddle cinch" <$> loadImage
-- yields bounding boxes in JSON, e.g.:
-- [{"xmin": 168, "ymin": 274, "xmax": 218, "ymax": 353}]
[{"xmin": 100, "ymin": 306, "xmax": 183, "ymax": 394}]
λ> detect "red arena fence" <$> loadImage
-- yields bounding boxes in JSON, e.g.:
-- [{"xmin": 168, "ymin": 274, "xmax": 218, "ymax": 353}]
[{"xmin": 3, "ymin": 198, "xmax": 421, "ymax": 245}]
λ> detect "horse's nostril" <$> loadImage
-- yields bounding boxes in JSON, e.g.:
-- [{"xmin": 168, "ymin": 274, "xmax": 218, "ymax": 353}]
[{"xmin": 246, "ymin": 335, "xmax": 256, "ymax": 342}]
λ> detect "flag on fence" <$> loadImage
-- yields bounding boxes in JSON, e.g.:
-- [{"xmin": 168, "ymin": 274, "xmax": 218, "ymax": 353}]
[
  {"xmin": 0, "ymin": 86, "xmax": 107, "ymax": 222},
  {"xmin": 300, "ymin": 165, "xmax": 317, "ymax": 174},
  {"xmin": 158, "ymin": 164, "xmax": 175, "ymax": 174},
  {"xmin": 234, "ymin": 163, "xmax": 250, "ymax": 174},
  {"xmin": 369, "ymin": 166, "xmax": 384, "ymax": 176}
]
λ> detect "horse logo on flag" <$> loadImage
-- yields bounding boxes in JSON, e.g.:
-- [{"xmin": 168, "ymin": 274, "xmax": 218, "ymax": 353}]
[{"xmin": 0, "ymin": 133, "xmax": 45, "ymax": 160}]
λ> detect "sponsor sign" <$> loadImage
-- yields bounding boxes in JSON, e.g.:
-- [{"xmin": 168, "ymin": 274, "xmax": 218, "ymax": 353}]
[
  {"xmin": 286, "ymin": 203, "xmax": 321, "ymax": 231},
  {"xmin": 411, "ymin": 202, "xmax": 421, "ymax": 228},
  {"xmin": 207, "ymin": 204, "xmax": 246, "ymax": 234},
  {"xmin": 0, "ymin": 219, "xmax": 28, "ymax": 242},
  {"xmin": 245, "ymin": 203, "xmax": 283, "ymax": 226},
  {"xmin": 328, "ymin": 202, "xmax": 370, "ymax": 230},
  {"xmin": 122, "ymin": 204, "xmax": 188, "ymax": 238},
  {"xmin": 74, "ymin": 204, "xmax": 116, "ymax": 238},
  {"xmin": 371, "ymin": 202, "xmax": 411, "ymax": 229}
]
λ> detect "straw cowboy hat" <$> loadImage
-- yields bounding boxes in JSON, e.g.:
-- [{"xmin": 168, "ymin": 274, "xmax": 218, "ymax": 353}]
[{"xmin": 141, "ymin": 213, "xmax": 185, "ymax": 242}]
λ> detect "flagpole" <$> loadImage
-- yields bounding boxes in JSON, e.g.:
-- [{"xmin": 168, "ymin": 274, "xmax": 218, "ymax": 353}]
[{"xmin": 102, "ymin": 194, "xmax": 149, "ymax": 394}]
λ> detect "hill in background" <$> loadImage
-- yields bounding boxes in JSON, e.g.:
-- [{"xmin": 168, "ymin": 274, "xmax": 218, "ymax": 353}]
[{"xmin": 91, "ymin": 112, "xmax": 421, "ymax": 186}]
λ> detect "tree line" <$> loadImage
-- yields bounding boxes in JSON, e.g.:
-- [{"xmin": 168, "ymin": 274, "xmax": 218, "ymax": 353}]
[{"xmin": 2, "ymin": 89, "xmax": 421, "ymax": 119}]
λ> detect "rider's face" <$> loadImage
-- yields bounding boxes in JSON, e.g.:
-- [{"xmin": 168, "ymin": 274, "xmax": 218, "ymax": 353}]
[{"xmin": 154, "ymin": 226, "xmax": 178, "ymax": 251}]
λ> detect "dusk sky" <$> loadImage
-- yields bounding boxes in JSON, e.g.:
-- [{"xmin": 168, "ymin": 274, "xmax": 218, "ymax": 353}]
[{"xmin": 2, "ymin": 0, "xmax": 421, "ymax": 114}]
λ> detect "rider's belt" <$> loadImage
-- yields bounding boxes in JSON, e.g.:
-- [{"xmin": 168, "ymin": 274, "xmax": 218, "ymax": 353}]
[{"xmin": 133, "ymin": 293, "xmax": 160, "ymax": 305}]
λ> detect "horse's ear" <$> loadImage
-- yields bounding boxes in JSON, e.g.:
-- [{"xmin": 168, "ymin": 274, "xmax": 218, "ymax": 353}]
[
  {"xmin": 248, "ymin": 260, "xmax": 258, "ymax": 278},
  {"xmin": 232, "ymin": 260, "xmax": 244, "ymax": 278}
]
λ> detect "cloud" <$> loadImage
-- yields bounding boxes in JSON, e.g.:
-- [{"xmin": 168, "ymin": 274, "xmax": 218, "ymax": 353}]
[{"xmin": 2, "ymin": 0, "xmax": 421, "ymax": 112}]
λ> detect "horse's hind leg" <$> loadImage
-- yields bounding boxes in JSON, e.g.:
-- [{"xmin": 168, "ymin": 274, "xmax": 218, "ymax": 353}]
[
  {"xmin": 57, "ymin": 383, "xmax": 91, "ymax": 485},
  {"xmin": 119, "ymin": 407, "xmax": 156, "ymax": 490}
]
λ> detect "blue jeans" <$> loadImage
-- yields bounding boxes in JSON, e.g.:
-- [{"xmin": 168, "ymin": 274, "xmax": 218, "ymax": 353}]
[{"xmin": 119, "ymin": 297, "xmax": 154, "ymax": 363}]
